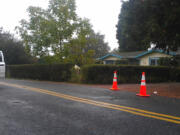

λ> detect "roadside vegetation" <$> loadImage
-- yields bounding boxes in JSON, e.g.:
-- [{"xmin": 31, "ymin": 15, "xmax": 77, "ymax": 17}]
[
  {"xmin": 15, "ymin": 0, "xmax": 110, "ymax": 66},
  {"xmin": 1, "ymin": 0, "xmax": 180, "ymax": 84},
  {"xmin": 116, "ymin": 0, "xmax": 180, "ymax": 52},
  {"xmin": 0, "ymin": 28, "xmax": 35, "ymax": 65},
  {"xmin": 6, "ymin": 64, "xmax": 180, "ymax": 84}
]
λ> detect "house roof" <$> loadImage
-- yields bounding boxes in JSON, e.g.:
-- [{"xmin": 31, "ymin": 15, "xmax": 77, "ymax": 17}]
[
  {"xmin": 98, "ymin": 54, "xmax": 122, "ymax": 60},
  {"xmin": 98, "ymin": 49, "xmax": 176, "ymax": 60},
  {"xmin": 135, "ymin": 49, "xmax": 176, "ymax": 58},
  {"xmin": 116, "ymin": 51, "xmax": 146, "ymax": 58}
]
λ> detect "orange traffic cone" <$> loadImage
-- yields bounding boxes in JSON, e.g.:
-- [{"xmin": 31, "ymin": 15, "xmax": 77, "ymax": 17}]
[
  {"xmin": 136, "ymin": 72, "xmax": 150, "ymax": 97},
  {"xmin": 110, "ymin": 71, "xmax": 119, "ymax": 91}
]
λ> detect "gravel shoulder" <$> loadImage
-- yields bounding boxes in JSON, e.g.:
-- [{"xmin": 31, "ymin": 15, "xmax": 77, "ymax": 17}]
[{"xmin": 90, "ymin": 83, "xmax": 180, "ymax": 99}]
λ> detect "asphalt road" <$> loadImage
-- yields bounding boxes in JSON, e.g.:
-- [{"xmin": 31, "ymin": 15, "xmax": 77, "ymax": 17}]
[{"xmin": 0, "ymin": 79, "xmax": 180, "ymax": 135}]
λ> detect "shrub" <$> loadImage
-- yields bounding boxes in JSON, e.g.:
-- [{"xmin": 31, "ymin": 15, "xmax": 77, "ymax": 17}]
[
  {"xmin": 6, "ymin": 64, "xmax": 180, "ymax": 84},
  {"xmin": 81, "ymin": 64, "xmax": 180, "ymax": 84},
  {"xmin": 158, "ymin": 57, "xmax": 179, "ymax": 67},
  {"xmin": 69, "ymin": 68, "xmax": 82, "ymax": 83},
  {"xmin": 6, "ymin": 64, "xmax": 73, "ymax": 81}
]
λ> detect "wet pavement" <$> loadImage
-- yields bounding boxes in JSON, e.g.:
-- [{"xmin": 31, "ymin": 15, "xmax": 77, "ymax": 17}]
[{"xmin": 0, "ymin": 79, "xmax": 180, "ymax": 135}]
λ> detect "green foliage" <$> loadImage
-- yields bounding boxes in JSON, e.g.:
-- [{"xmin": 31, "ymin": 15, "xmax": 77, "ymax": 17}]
[
  {"xmin": 81, "ymin": 64, "xmax": 180, "ymax": 84},
  {"xmin": 158, "ymin": 56, "xmax": 180, "ymax": 67},
  {"xmin": 16, "ymin": 0, "xmax": 78, "ymax": 57},
  {"xmin": 7, "ymin": 63, "xmax": 180, "ymax": 84},
  {"xmin": 170, "ymin": 67, "xmax": 180, "ymax": 82},
  {"xmin": 84, "ymin": 32, "xmax": 110, "ymax": 58},
  {"xmin": 0, "ymin": 28, "xmax": 35, "ymax": 65},
  {"xmin": 63, "ymin": 43, "xmax": 95, "ymax": 66},
  {"xmin": 62, "ymin": 19, "xmax": 96, "ymax": 65},
  {"xmin": 145, "ymin": 0, "xmax": 180, "ymax": 51},
  {"xmin": 69, "ymin": 68, "xmax": 81, "ymax": 83},
  {"xmin": 116, "ymin": 0, "xmax": 180, "ymax": 52},
  {"xmin": 37, "ymin": 55, "xmax": 61, "ymax": 64},
  {"xmin": 7, "ymin": 64, "xmax": 73, "ymax": 81},
  {"xmin": 16, "ymin": 0, "xmax": 110, "ymax": 64},
  {"xmin": 116, "ymin": 0, "xmax": 149, "ymax": 51},
  {"xmin": 111, "ymin": 48, "xmax": 119, "ymax": 54}
]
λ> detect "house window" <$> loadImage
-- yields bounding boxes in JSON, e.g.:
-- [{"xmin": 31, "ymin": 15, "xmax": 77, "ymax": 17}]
[{"xmin": 149, "ymin": 58, "xmax": 159, "ymax": 66}]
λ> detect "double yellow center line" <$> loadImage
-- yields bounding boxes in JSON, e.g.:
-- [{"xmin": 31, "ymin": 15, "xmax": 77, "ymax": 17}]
[{"xmin": 1, "ymin": 82, "xmax": 180, "ymax": 124}]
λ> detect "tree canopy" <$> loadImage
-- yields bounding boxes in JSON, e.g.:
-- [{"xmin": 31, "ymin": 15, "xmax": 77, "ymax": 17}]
[
  {"xmin": 16, "ymin": 0, "xmax": 110, "ymax": 65},
  {"xmin": 17, "ymin": 0, "xmax": 78, "ymax": 57},
  {"xmin": 84, "ymin": 31, "xmax": 110, "ymax": 58},
  {"xmin": 116, "ymin": 0, "xmax": 180, "ymax": 52},
  {"xmin": 63, "ymin": 19, "xmax": 110, "ymax": 65},
  {"xmin": 0, "ymin": 28, "xmax": 35, "ymax": 65}
]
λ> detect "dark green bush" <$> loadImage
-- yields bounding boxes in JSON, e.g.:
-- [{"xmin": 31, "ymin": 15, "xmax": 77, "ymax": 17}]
[
  {"xmin": 6, "ymin": 64, "xmax": 73, "ymax": 81},
  {"xmin": 169, "ymin": 67, "xmax": 180, "ymax": 82},
  {"xmin": 158, "ymin": 57, "xmax": 180, "ymax": 67},
  {"xmin": 6, "ymin": 64, "xmax": 180, "ymax": 84},
  {"xmin": 81, "ymin": 64, "xmax": 180, "ymax": 84}
]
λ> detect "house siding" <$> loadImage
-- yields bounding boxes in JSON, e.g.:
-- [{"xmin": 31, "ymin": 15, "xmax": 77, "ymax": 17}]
[
  {"xmin": 103, "ymin": 56, "xmax": 121, "ymax": 64},
  {"xmin": 104, "ymin": 56, "xmax": 121, "ymax": 61},
  {"xmin": 139, "ymin": 52, "xmax": 172, "ymax": 66}
]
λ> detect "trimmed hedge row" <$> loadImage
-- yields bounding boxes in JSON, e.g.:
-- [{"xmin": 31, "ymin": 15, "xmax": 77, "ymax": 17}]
[
  {"xmin": 6, "ymin": 64, "xmax": 73, "ymax": 81},
  {"xmin": 81, "ymin": 64, "xmax": 180, "ymax": 84},
  {"xmin": 6, "ymin": 64, "xmax": 180, "ymax": 84}
]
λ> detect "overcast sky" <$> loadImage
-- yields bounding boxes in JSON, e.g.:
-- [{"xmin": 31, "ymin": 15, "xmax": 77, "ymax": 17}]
[{"xmin": 0, "ymin": 0, "xmax": 122, "ymax": 50}]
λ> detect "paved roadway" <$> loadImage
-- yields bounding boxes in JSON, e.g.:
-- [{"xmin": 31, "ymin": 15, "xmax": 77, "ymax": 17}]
[{"xmin": 0, "ymin": 79, "xmax": 180, "ymax": 135}]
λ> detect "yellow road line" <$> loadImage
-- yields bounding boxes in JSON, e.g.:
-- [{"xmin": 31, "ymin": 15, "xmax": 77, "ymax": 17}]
[{"xmin": 1, "ymin": 82, "xmax": 180, "ymax": 124}]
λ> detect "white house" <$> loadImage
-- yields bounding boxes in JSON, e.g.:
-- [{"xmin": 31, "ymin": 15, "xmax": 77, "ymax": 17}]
[{"xmin": 98, "ymin": 49, "xmax": 177, "ymax": 66}]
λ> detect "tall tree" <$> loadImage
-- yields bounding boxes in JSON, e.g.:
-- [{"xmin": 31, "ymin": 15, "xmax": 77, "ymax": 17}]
[
  {"xmin": 17, "ymin": 0, "xmax": 110, "ymax": 64},
  {"xmin": 63, "ymin": 18, "xmax": 110, "ymax": 65},
  {"xmin": 145, "ymin": 0, "xmax": 180, "ymax": 51},
  {"xmin": 116, "ymin": 0, "xmax": 148, "ymax": 51},
  {"xmin": 111, "ymin": 48, "xmax": 119, "ymax": 54},
  {"xmin": 85, "ymin": 32, "xmax": 110, "ymax": 58},
  {"xmin": 116, "ymin": 0, "xmax": 180, "ymax": 52},
  {"xmin": 63, "ymin": 19, "xmax": 95, "ymax": 65},
  {"xmin": 16, "ymin": 0, "xmax": 78, "ymax": 57},
  {"xmin": 0, "ymin": 28, "xmax": 35, "ymax": 65}
]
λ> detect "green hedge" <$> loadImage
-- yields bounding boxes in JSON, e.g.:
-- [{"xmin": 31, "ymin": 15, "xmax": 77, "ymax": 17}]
[
  {"xmin": 6, "ymin": 64, "xmax": 73, "ymax": 81},
  {"xmin": 6, "ymin": 64, "xmax": 180, "ymax": 84},
  {"xmin": 81, "ymin": 64, "xmax": 180, "ymax": 84}
]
